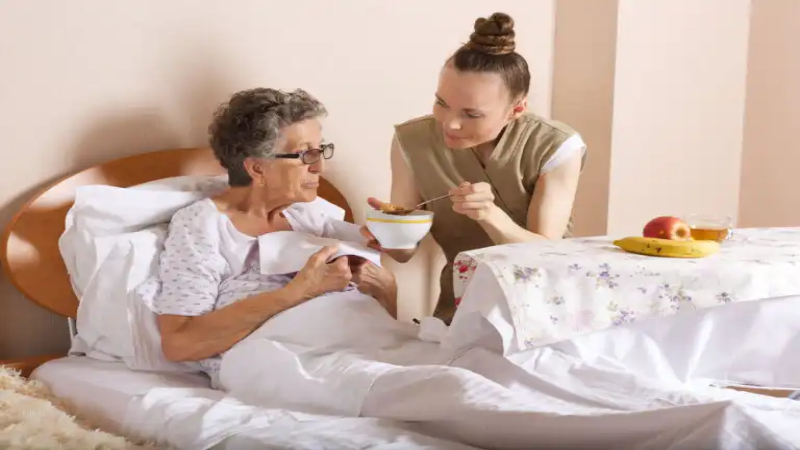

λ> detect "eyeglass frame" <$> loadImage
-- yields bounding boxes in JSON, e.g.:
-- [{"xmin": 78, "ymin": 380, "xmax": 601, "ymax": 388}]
[{"xmin": 272, "ymin": 143, "xmax": 335, "ymax": 165}]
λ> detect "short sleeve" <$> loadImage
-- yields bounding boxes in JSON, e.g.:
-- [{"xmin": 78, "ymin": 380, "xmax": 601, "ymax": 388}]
[
  {"xmin": 148, "ymin": 202, "xmax": 226, "ymax": 316},
  {"xmin": 540, "ymin": 133, "xmax": 587, "ymax": 175}
]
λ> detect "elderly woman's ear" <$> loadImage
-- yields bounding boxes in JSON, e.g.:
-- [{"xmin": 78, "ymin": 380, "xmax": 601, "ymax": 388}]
[{"xmin": 243, "ymin": 158, "xmax": 267, "ymax": 187}]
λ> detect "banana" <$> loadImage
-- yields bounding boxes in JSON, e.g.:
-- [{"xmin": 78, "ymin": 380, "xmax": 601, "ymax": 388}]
[{"xmin": 613, "ymin": 236, "xmax": 720, "ymax": 258}]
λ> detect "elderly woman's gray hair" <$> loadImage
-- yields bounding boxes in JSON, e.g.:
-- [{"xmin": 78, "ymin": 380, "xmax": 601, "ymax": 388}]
[{"xmin": 208, "ymin": 88, "xmax": 328, "ymax": 186}]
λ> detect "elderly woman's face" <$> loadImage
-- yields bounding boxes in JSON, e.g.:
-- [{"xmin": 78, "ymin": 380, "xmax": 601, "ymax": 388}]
[{"xmin": 254, "ymin": 118, "xmax": 326, "ymax": 203}]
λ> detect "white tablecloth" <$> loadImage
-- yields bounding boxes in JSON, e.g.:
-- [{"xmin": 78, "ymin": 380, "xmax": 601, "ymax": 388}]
[{"xmin": 453, "ymin": 228, "xmax": 800, "ymax": 353}]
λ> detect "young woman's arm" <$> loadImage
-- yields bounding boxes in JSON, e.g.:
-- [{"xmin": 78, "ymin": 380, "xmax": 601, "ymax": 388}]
[{"xmin": 451, "ymin": 151, "xmax": 584, "ymax": 245}]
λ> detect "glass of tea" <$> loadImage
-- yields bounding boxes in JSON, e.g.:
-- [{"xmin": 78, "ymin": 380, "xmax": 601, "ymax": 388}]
[{"xmin": 683, "ymin": 213, "xmax": 733, "ymax": 242}]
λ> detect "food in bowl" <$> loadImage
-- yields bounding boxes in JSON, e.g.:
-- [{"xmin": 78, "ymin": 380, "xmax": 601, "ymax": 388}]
[
  {"xmin": 378, "ymin": 203, "xmax": 402, "ymax": 212},
  {"xmin": 365, "ymin": 208, "xmax": 434, "ymax": 249},
  {"xmin": 377, "ymin": 203, "xmax": 414, "ymax": 215}
]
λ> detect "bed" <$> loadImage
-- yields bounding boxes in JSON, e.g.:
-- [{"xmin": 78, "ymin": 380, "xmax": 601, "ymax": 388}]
[
  {"xmin": 0, "ymin": 148, "xmax": 497, "ymax": 450},
  {"xmin": 2, "ymin": 148, "xmax": 800, "ymax": 450}
]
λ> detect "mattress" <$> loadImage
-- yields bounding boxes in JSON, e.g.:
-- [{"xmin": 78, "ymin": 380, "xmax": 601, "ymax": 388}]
[{"xmin": 31, "ymin": 356, "xmax": 212, "ymax": 436}]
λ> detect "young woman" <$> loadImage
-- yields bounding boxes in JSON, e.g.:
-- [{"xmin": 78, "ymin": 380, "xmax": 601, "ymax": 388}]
[{"xmin": 363, "ymin": 12, "xmax": 587, "ymax": 323}]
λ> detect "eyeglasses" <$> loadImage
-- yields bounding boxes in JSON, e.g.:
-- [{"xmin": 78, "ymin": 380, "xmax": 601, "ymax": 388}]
[{"xmin": 273, "ymin": 143, "xmax": 335, "ymax": 165}]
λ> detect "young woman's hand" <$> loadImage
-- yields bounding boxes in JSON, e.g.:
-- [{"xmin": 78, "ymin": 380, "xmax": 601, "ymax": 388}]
[
  {"xmin": 449, "ymin": 182, "xmax": 496, "ymax": 221},
  {"xmin": 286, "ymin": 245, "xmax": 352, "ymax": 301}
]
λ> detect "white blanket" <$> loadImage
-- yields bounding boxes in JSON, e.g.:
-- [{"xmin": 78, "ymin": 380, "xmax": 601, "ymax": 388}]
[
  {"xmin": 185, "ymin": 289, "xmax": 799, "ymax": 450},
  {"xmin": 125, "ymin": 334, "xmax": 800, "ymax": 449},
  {"xmin": 219, "ymin": 290, "xmax": 447, "ymax": 417}
]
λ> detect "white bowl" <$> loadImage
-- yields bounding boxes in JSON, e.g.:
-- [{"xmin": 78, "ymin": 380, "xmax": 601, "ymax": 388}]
[{"xmin": 365, "ymin": 208, "xmax": 434, "ymax": 250}]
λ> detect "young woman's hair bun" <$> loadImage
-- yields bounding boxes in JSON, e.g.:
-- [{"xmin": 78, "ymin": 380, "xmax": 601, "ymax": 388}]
[
  {"xmin": 448, "ymin": 12, "xmax": 530, "ymax": 100},
  {"xmin": 466, "ymin": 12, "xmax": 516, "ymax": 56}
]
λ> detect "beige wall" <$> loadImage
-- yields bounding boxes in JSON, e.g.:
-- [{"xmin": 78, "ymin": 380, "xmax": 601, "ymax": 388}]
[
  {"xmin": 4, "ymin": 0, "xmax": 799, "ymax": 360},
  {"xmin": 738, "ymin": 0, "xmax": 800, "ymax": 228},
  {"xmin": 554, "ymin": 0, "xmax": 780, "ymax": 237},
  {"xmin": 552, "ymin": 0, "xmax": 618, "ymax": 237},
  {"xmin": 0, "ymin": 0, "xmax": 556, "ymax": 359},
  {"xmin": 607, "ymin": 0, "xmax": 752, "ymax": 235}
]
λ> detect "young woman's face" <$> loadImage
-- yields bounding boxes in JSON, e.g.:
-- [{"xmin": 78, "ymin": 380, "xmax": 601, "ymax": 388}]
[{"xmin": 432, "ymin": 64, "xmax": 521, "ymax": 150}]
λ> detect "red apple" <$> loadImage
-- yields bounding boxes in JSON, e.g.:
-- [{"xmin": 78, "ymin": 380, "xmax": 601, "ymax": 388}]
[{"xmin": 643, "ymin": 216, "xmax": 691, "ymax": 240}]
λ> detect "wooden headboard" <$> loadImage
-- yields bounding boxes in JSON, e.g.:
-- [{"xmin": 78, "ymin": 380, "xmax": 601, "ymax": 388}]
[{"xmin": 0, "ymin": 147, "xmax": 353, "ymax": 319}]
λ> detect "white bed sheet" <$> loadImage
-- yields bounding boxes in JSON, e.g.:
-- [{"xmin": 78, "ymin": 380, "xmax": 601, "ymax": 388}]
[
  {"xmin": 30, "ymin": 356, "xmax": 211, "ymax": 436},
  {"xmin": 31, "ymin": 356, "xmax": 478, "ymax": 450}
]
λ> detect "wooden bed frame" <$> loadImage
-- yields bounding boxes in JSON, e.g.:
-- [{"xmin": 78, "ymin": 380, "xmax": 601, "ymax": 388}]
[{"xmin": 0, "ymin": 147, "xmax": 353, "ymax": 377}]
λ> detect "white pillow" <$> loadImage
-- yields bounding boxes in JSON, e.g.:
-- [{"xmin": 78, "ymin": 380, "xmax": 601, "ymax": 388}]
[
  {"xmin": 60, "ymin": 188, "xmax": 209, "ymax": 298},
  {"xmin": 61, "ymin": 174, "xmax": 347, "ymax": 372},
  {"xmin": 68, "ymin": 228, "xmax": 165, "ymax": 362}
]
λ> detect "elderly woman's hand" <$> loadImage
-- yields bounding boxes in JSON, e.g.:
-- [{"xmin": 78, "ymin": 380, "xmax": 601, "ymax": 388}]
[
  {"xmin": 350, "ymin": 257, "xmax": 398, "ymax": 318},
  {"xmin": 286, "ymin": 245, "xmax": 352, "ymax": 301}
]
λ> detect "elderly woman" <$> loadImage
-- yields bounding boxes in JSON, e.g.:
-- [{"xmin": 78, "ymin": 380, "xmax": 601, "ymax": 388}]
[{"xmin": 145, "ymin": 88, "xmax": 397, "ymax": 388}]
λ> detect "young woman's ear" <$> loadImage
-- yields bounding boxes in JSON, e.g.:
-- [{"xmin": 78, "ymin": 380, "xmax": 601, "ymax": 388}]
[
  {"xmin": 511, "ymin": 97, "xmax": 528, "ymax": 119},
  {"xmin": 510, "ymin": 98, "xmax": 528, "ymax": 119}
]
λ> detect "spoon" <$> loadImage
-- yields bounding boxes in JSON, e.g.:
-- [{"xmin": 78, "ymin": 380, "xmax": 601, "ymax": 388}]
[{"xmin": 380, "ymin": 193, "xmax": 451, "ymax": 215}]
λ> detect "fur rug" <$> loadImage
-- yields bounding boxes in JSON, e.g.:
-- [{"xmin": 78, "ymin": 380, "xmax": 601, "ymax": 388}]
[{"xmin": 0, "ymin": 365, "xmax": 162, "ymax": 450}]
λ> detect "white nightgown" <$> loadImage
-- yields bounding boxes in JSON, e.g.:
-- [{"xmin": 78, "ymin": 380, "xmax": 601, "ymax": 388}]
[{"xmin": 137, "ymin": 198, "xmax": 363, "ymax": 386}]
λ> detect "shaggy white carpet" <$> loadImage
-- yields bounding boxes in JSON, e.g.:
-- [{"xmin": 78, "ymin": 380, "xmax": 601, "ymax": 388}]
[{"xmin": 0, "ymin": 365, "xmax": 162, "ymax": 450}]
